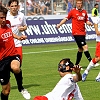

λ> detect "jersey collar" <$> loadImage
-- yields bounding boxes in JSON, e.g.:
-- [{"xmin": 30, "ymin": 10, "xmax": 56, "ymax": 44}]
[
  {"xmin": 76, "ymin": 8, "xmax": 83, "ymax": 12},
  {"xmin": 7, "ymin": 10, "xmax": 20, "ymax": 16}
]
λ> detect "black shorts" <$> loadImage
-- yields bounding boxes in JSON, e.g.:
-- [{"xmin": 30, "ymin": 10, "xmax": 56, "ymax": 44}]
[
  {"xmin": 74, "ymin": 35, "xmax": 86, "ymax": 48},
  {"xmin": 0, "ymin": 55, "xmax": 20, "ymax": 85}
]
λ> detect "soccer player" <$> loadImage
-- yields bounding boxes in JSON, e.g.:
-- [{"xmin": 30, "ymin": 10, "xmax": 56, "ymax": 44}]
[
  {"xmin": 56, "ymin": 0, "xmax": 93, "ymax": 66},
  {"xmin": 6, "ymin": 0, "xmax": 31, "ymax": 99},
  {"xmin": 0, "ymin": 5, "xmax": 25, "ymax": 100},
  {"xmin": 82, "ymin": 16, "xmax": 100, "ymax": 81},
  {"xmin": 33, "ymin": 58, "xmax": 83, "ymax": 100}
]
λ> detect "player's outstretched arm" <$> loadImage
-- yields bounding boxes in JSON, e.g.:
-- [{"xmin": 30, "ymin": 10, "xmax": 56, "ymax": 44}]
[
  {"xmin": 13, "ymin": 33, "xmax": 27, "ymax": 40},
  {"xmin": 72, "ymin": 65, "xmax": 82, "ymax": 82},
  {"xmin": 56, "ymin": 18, "xmax": 67, "ymax": 28},
  {"xmin": 94, "ymin": 23, "xmax": 100, "ymax": 35}
]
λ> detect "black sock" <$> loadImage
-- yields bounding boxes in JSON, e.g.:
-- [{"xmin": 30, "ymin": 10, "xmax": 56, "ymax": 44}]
[
  {"xmin": 84, "ymin": 51, "xmax": 92, "ymax": 62},
  {"xmin": 14, "ymin": 70, "xmax": 24, "ymax": 92},
  {"xmin": 1, "ymin": 92, "xmax": 8, "ymax": 100},
  {"xmin": 75, "ymin": 51, "xmax": 83, "ymax": 65}
]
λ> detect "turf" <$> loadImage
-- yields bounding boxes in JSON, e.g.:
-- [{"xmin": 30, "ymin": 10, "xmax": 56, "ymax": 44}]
[{"xmin": 4, "ymin": 40, "xmax": 100, "ymax": 100}]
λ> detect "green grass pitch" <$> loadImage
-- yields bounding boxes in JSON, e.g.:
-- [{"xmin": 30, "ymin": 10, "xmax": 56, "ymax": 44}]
[{"xmin": 4, "ymin": 40, "xmax": 100, "ymax": 100}]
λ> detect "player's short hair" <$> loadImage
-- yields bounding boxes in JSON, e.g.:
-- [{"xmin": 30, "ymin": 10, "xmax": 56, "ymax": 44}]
[
  {"xmin": 8, "ymin": 0, "xmax": 19, "ymax": 6},
  {"xmin": 58, "ymin": 58, "xmax": 74, "ymax": 73},
  {"xmin": 94, "ymin": 3, "xmax": 98, "ymax": 7},
  {"xmin": 0, "ymin": 5, "xmax": 8, "ymax": 15},
  {"xmin": 76, "ymin": 0, "xmax": 83, "ymax": 3}
]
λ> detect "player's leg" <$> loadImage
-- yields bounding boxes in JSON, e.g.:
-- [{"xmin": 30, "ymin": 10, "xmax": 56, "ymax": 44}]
[
  {"xmin": 82, "ymin": 42, "xmax": 100, "ymax": 81},
  {"xmin": 82, "ymin": 44, "xmax": 92, "ymax": 62},
  {"xmin": 75, "ymin": 48, "xmax": 83, "ymax": 65},
  {"xmin": 0, "ymin": 60, "xmax": 11, "ymax": 100},
  {"xmin": 33, "ymin": 96, "xmax": 48, "ymax": 100},
  {"xmin": 74, "ymin": 36, "xmax": 83, "ymax": 65},
  {"xmin": 1, "ymin": 82, "xmax": 10, "ymax": 100},
  {"xmin": 13, "ymin": 47, "xmax": 24, "ymax": 91},
  {"xmin": 11, "ymin": 49, "xmax": 31, "ymax": 99}
]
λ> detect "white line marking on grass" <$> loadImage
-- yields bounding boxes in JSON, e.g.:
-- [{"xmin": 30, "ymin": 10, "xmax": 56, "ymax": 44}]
[{"xmin": 23, "ymin": 46, "xmax": 95, "ymax": 54}]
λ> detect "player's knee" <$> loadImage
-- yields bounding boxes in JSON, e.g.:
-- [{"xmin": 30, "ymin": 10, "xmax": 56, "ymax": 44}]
[
  {"xmin": 83, "ymin": 45, "xmax": 88, "ymax": 51},
  {"xmin": 11, "ymin": 67, "xmax": 20, "ymax": 73},
  {"xmin": 11, "ymin": 64, "xmax": 20, "ymax": 73},
  {"xmin": 3, "ymin": 90, "xmax": 10, "ymax": 96},
  {"xmin": 2, "ymin": 86, "xmax": 10, "ymax": 96},
  {"xmin": 11, "ymin": 60, "xmax": 20, "ymax": 73}
]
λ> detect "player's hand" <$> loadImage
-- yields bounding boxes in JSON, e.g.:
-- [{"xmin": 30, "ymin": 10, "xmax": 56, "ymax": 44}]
[
  {"xmin": 72, "ymin": 65, "xmax": 81, "ymax": 74},
  {"xmin": 18, "ymin": 35, "xmax": 27, "ymax": 40},
  {"xmin": 20, "ymin": 35, "xmax": 27, "ymax": 40},
  {"xmin": 56, "ymin": 24, "xmax": 61, "ymax": 29},
  {"xmin": 86, "ymin": 21, "xmax": 93, "ymax": 26}
]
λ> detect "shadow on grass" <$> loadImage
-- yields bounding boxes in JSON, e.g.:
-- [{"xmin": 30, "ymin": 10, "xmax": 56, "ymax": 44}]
[{"xmin": 11, "ymin": 84, "xmax": 40, "ymax": 90}]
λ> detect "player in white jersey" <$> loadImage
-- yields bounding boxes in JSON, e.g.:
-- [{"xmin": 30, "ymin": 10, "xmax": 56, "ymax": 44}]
[
  {"xmin": 33, "ymin": 58, "xmax": 84, "ymax": 100},
  {"xmin": 82, "ymin": 16, "xmax": 100, "ymax": 82},
  {"xmin": 6, "ymin": 0, "xmax": 31, "ymax": 99}
]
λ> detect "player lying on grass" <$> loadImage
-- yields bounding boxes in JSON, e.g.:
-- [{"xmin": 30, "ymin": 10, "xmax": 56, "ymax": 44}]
[{"xmin": 33, "ymin": 58, "xmax": 84, "ymax": 100}]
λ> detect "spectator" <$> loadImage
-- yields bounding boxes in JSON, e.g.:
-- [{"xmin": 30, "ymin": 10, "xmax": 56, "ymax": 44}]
[
  {"xmin": 2, "ymin": 0, "xmax": 9, "ymax": 7},
  {"xmin": 32, "ymin": 0, "xmax": 41, "ymax": 15},
  {"xmin": 63, "ymin": 0, "xmax": 68, "ymax": 10},
  {"xmin": 39, "ymin": 0, "xmax": 46, "ymax": 15},
  {"xmin": 53, "ymin": 0, "xmax": 57, "ymax": 11},
  {"xmin": 19, "ymin": 0, "xmax": 24, "ymax": 13},
  {"xmin": 67, "ymin": 0, "xmax": 73, "ymax": 13},
  {"xmin": 45, "ymin": 0, "xmax": 51, "ymax": 15},
  {"xmin": 92, "ymin": 3, "xmax": 99, "ymax": 17},
  {"xmin": 84, "ymin": 0, "xmax": 94, "ymax": 13},
  {"xmin": 27, "ymin": 0, "xmax": 36, "ymax": 15},
  {"xmin": 95, "ymin": 0, "xmax": 100, "ymax": 13}
]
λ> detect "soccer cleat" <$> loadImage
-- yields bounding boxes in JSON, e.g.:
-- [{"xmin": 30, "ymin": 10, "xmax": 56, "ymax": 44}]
[
  {"xmin": 21, "ymin": 89, "xmax": 31, "ymax": 100},
  {"xmin": 95, "ymin": 72, "xmax": 100, "ymax": 82},
  {"xmin": 94, "ymin": 63, "xmax": 100, "ymax": 67},
  {"xmin": 96, "ymin": 77, "xmax": 100, "ymax": 82},
  {"xmin": 82, "ymin": 73, "xmax": 88, "ymax": 82}
]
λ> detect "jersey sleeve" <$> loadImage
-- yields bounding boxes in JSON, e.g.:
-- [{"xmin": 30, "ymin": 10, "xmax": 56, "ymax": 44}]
[
  {"xmin": 65, "ymin": 10, "xmax": 73, "ymax": 20},
  {"xmin": 6, "ymin": 20, "xmax": 11, "ymax": 28},
  {"xmin": 85, "ymin": 11, "xmax": 89, "ymax": 23}
]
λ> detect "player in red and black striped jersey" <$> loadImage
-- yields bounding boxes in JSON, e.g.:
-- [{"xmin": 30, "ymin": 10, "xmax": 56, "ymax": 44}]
[
  {"xmin": 0, "ymin": 5, "xmax": 25, "ymax": 100},
  {"xmin": 57, "ymin": 0, "xmax": 93, "ymax": 66}
]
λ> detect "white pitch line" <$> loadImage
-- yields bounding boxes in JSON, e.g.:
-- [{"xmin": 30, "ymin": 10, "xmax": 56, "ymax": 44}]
[{"xmin": 23, "ymin": 46, "xmax": 95, "ymax": 54}]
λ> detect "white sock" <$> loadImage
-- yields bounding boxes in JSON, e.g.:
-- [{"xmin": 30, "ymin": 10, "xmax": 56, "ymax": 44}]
[
  {"xmin": 84, "ymin": 60, "xmax": 95, "ymax": 74},
  {"xmin": 96, "ymin": 72, "xmax": 100, "ymax": 79}
]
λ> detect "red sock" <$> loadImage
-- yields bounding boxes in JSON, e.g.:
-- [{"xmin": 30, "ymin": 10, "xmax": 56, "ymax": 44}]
[{"xmin": 92, "ymin": 58, "xmax": 97, "ymax": 64}]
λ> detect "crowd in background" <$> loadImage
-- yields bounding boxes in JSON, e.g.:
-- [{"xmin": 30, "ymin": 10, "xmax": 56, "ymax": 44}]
[{"xmin": 1, "ymin": 0, "xmax": 100, "ymax": 16}]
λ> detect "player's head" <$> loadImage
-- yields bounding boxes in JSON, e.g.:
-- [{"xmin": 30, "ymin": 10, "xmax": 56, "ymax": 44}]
[
  {"xmin": 76, "ymin": 0, "xmax": 83, "ymax": 10},
  {"xmin": 58, "ymin": 58, "xmax": 74, "ymax": 77},
  {"xmin": 8, "ymin": 0, "xmax": 19, "ymax": 15},
  {"xmin": 0, "ymin": 5, "xmax": 8, "ymax": 26},
  {"xmin": 94, "ymin": 3, "xmax": 99, "ymax": 9},
  {"xmin": 58, "ymin": 58, "xmax": 74, "ymax": 76}
]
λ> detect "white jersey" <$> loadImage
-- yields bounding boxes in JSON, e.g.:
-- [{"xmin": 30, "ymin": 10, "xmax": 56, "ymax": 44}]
[
  {"xmin": 91, "ymin": 16, "xmax": 100, "ymax": 42},
  {"xmin": 6, "ymin": 11, "xmax": 27, "ymax": 47},
  {"xmin": 45, "ymin": 74, "xmax": 83, "ymax": 100}
]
